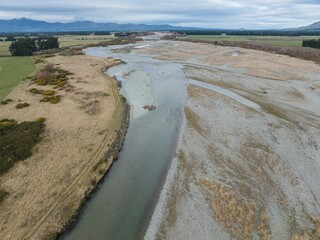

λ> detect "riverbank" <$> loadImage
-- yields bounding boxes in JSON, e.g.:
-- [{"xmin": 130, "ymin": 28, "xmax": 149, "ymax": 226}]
[{"xmin": 0, "ymin": 54, "xmax": 129, "ymax": 239}]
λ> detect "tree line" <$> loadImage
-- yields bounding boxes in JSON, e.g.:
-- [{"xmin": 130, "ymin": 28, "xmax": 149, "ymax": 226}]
[
  {"xmin": 9, "ymin": 36, "xmax": 59, "ymax": 56},
  {"xmin": 302, "ymin": 39, "xmax": 320, "ymax": 49}
]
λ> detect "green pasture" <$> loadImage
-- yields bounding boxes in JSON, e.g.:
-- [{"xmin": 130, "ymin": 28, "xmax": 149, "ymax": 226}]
[
  {"xmin": 0, "ymin": 57, "xmax": 35, "ymax": 101},
  {"xmin": 0, "ymin": 41, "xmax": 11, "ymax": 56}
]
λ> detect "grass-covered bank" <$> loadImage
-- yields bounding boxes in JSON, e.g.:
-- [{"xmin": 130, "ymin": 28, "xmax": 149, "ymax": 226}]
[{"xmin": 0, "ymin": 57, "xmax": 35, "ymax": 100}]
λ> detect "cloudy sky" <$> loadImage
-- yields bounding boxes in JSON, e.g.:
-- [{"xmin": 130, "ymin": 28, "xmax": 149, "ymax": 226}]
[{"xmin": 0, "ymin": 0, "xmax": 319, "ymax": 29}]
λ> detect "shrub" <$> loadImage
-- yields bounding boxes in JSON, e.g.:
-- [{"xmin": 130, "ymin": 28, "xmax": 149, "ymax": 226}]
[
  {"xmin": 35, "ymin": 117, "xmax": 46, "ymax": 123},
  {"xmin": 15, "ymin": 103, "xmax": 30, "ymax": 109},
  {"xmin": 33, "ymin": 58, "xmax": 44, "ymax": 64},
  {"xmin": 36, "ymin": 79, "xmax": 48, "ymax": 86},
  {"xmin": 0, "ymin": 119, "xmax": 16, "ymax": 127},
  {"xmin": 33, "ymin": 65, "xmax": 71, "ymax": 87},
  {"xmin": 42, "ymin": 90, "xmax": 55, "ymax": 96},
  {"xmin": 0, "ymin": 119, "xmax": 44, "ymax": 175},
  {"xmin": 120, "ymin": 95, "xmax": 127, "ymax": 103},
  {"xmin": 29, "ymin": 88, "xmax": 43, "ymax": 94},
  {"xmin": 0, "ymin": 99, "xmax": 13, "ymax": 105},
  {"xmin": 40, "ymin": 95, "xmax": 60, "ymax": 104},
  {"xmin": 0, "ymin": 189, "xmax": 8, "ymax": 204}
]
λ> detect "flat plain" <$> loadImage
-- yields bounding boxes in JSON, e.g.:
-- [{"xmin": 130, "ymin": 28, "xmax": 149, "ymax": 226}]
[
  {"xmin": 0, "ymin": 56, "xmax": 35, "ymax": 100},
  {"xmin": 182, "ymin": 35, "xmax": 320, "ymax": 46}
]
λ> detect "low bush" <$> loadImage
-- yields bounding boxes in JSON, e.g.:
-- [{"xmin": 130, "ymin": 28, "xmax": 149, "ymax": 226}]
[
  {"xmin": 42, "ymin": 90, "xmax": 55, "ymax": 96},
  {"xmin": 15, "ymin": 102, "xmax": 30, "ymax": 109},
  {"xmin": 30, "ymin": 88, "xmax": 55, "ymax": 96},
  {"xmin": 29, "ymin": 88, "xmax": 42, "ymax": 94},
  {"xmin": 40, "ymin": 95, "xmax": 60, "ymax": 104},
  {"xmin": 35, "ymin": 117, "xmax": 46, "ymax": 123},
  {"xmin": 33, "ymin": 58, "xmax": 44, "ymax": 64},
  {"xmin": 0, "ymin": 119, "xmax": 44, "ymax": 175},
  {"xmin": 0, "ymin": 99, "xmax": 13, "ymax": 105},
  {"xmin": 0, "ymin": 189, "xmax": 8, "ymax": 204},
  {"xmin": 33, "ymin": 64, "xmax": 72, "ymax": 87}
]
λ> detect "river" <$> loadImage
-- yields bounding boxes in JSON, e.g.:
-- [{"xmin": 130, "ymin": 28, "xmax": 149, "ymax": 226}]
[{"xmin": 61, "ymin": 37, "xmax": 188, "ymax": 240}]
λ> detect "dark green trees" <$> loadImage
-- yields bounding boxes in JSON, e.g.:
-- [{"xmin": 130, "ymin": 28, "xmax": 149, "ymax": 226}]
[
  {"xmin": 37, "ymin": 36, "xmax": 59, "ymax": 50},
  {"xmin": 9, "ymin": 38, "xmax": 37, "ymax": 56},
  {"xmin": 302, "ymin": 39, "xmax": 320, "ymax": 49},
  {"xmin": 9, "ymin": 36, "xmax": 59, "ymax": 56}
]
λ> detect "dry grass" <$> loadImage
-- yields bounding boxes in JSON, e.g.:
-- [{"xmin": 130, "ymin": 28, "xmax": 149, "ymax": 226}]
[
  {"xmin": 198, "ymin": 179, "xmax": 271, "ymax": 240},
  {"xmin": 184, "ymin": 106, "xmax": 205, "ymax": 136},
  {"xmin": 0, "ymin": 55, "xmax": 125, "ymax": 239},
  {"xmin": 291, "ymin": 217, "xmax": 320, "ymax": 239},
  {"xmin": 183, "ymin": 38, "xmax": 320, "ymax": 64}
]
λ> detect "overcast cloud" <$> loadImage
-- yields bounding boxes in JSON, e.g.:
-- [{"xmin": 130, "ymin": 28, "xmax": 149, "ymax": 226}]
[{"xmin": 0, "ymin": 0, "xmax": 319, "ymax": 29}]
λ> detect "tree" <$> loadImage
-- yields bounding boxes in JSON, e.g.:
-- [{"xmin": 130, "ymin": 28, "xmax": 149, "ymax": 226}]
[
  {"xmin": 302, "ymin": 39, "xmax": 320, "ymax": 49},
  {"xmin": 9, "ymin": 38, "xmax": 37, "ymax": 56},
  {"xmin": 5, "ymin": 35, "xmax": 16, "ymax": 42},
  {"xmin": 37, "ymin": 36, "xmax": 59, "ymax": 50},
  {"xmin": 9, "ymin": 36, "xmax": 59, "ymax": 56}
]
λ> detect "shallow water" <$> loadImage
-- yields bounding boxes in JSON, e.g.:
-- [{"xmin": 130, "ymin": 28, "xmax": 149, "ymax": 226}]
[
  {"xmin": 189, "ymin": 79, "xmax": 261, "ymax": 111},
  {"xmin": 61, "ymin": 40, "xmax": 188, "ymax": 240}
]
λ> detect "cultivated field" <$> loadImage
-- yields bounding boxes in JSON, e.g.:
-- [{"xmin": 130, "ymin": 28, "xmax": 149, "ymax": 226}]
[{"xmin": 0, "ymin": 57, "xmax": 35, "ymax": 100}]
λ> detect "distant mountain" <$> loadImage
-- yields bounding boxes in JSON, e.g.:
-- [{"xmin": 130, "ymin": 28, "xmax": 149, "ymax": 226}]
[
  {"xmin": 0, "ymin": 18, "xmax": 201, "ymax": 33},
  {"xmin": 295, "ymin": 21, "xmax": 320, "ymax": 30}
]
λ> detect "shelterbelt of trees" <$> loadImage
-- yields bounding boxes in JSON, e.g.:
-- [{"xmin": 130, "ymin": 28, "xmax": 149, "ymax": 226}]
[
  {"xmin": 9, "ymin": 36, "xmax": 59, "ymax": 56},
  {"xmin": 303, "ymin": 39, "xmax": 320, "ymax": 49}
]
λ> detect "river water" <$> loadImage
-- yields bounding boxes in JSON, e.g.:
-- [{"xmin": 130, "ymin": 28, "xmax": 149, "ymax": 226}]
[
  {"xmin": 60, "ymin": 36, "xmax": 266, "ymax": 240},
  {"xmin": 61, "ymin": 39, "xmax": 188, "ymax": 240}
]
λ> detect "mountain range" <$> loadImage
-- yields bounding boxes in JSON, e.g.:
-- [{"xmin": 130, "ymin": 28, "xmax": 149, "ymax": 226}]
[
  {"xmin": 0, "ymin": 18, "xmax": 319, "ymax": 33},
  {"xmin": 0, "ymin": 18, "xmax": 200, "ymax": 33}
]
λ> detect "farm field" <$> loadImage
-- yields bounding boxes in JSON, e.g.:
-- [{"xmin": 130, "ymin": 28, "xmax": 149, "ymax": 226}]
[
  {"xmin": 0, "ymin": 57, "xmax": 35, "ymax": 100},
  {"xmin": 0, "ymin": 35, "xmax": 114, "ymax": 100},
  {"xmin": 58, "ymin": 34, "xmax": 114, "ymax": 48},
  {"xmin": 0, "ymin": 41, "xmax": 11, "ymax": 56},
  {"xmin": 0, "ymin": 35, "xmax": 114, "ymax": 56},
  {"xmin": 182, "ymin": 35, "xmax": 320, "ymax": 46}
]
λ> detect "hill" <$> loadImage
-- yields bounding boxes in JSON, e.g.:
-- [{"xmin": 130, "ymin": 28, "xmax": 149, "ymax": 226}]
[
  {"xmin": 0, "ymin": 18, "xmax": 200, "ymax": 33},
  {"xmin": 297, "ymin": 21, "xmax": 320, "ymax": 30}
]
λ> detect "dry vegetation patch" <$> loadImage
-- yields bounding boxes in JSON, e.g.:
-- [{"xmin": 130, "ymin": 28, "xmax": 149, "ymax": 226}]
[
  {"xmin": 33, "ymin": 64, "xmax": 72, "ymax": 88},
  {"xmin": 0, "ymin": 119, "xmax": 44, "ymax": 175},
  {"xmin": 184, "ymin": 106, "xmax": 205, "ymax": 136},
  {"xmin": 198, "ymin": 179, "xmax": 271, "ymax": 240}
]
